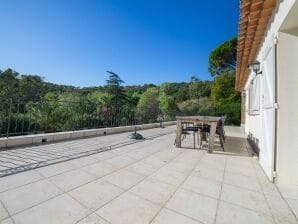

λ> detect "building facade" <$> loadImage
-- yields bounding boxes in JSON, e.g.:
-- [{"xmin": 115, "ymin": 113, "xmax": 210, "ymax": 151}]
[{"xmin": 236, "ymin": 0, "xmax": 298, "ymax": 188}]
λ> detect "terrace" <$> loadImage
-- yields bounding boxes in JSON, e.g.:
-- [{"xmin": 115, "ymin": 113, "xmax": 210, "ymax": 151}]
[{"xmin": 0, "ymin": 125, "xmax": 297, "ymax": 224}]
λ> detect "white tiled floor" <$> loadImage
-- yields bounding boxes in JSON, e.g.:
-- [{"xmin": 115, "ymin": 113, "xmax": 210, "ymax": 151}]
[{"xmin": 0, "ymin": 126, "xmax": 297, "ymax": 224}]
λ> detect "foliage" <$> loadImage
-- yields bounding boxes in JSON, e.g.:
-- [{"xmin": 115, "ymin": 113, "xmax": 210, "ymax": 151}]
[
  {"xmin": 0, "ymin": 69, "xmax": 19, "ymax": 100},
  {"xmin": 0, "ymin": 39, "xmax": 243, "ymax": 137},
  {"xmin": 105, "ymin": 71, "xmax": 127, "ymax": 109},
  {"xmin": 159, "ymin": 83, "xmax": 177, "ymax": 119},
  {"xmin": 177, "ymin": 98, "xmax": 212, "ymax": 116},
  {"xmin": 211, "ymin": 71, "xmax": 240, "ymax": 105},
  {"xmin": 208, "ymin": 37, "xmax": 237, "ymax": 77},
  {"xmin": 188, "ymin": 76, "xmax": 212, "ymax": 99},
  {"xmin": 137, "ymin": 88, "xmax": 159, "ymax": 123}
]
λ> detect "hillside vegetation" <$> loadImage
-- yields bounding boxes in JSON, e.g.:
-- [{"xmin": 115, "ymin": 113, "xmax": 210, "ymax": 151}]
[{"xmin": 0, "ymin": 37, "xmax": 240, "ymax": 136}]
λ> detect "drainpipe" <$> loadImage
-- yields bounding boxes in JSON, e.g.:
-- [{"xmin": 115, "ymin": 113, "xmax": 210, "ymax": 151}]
[{"xmin": 273, "ymin": 37, "xmax": 278, "ymax": 183}]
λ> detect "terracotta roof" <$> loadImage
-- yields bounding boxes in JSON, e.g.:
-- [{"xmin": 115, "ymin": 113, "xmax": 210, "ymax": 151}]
[{"xmin": 236, "ymin": 0, "xmax": 277, "ymax": 91}]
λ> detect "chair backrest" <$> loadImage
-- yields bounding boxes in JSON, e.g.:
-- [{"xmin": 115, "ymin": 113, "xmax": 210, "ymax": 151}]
[
  {"xmin": 221, "ymin": 115, "xmax": 226, "ymax": 125},
  {"xmin": 217, "ymin": 115, "xmax": 226, "ymax": 128}
]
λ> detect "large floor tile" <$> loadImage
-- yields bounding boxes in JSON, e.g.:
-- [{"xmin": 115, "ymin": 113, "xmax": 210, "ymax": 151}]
[
  {"xmin": 279, "ymin": 185, "xmax": 298, "ymax": 200},
  {"xmin": 68, "ymin": 156, "xmax": 98, "ymax": 167},
  {"xmin": 221, "ymin": 184, "xmax": 271, "ymax": 215},
  {"xmin": 166, "ymin": 189, "xmax": 218, "ymax": 224},
  {"xmin": 0, "ymin": 179, "xmax": 62, "ymax": 214},
  {"xmin": 81, "ymin": 161, "xmax": 117, "ymax": 178},
  {"xmin": 125, "ymin": 161, "xmax": 160, "ymax": 176},
  {"xmin": 69, "ymin": 179, "xmax": 123, "ymax": 211},
  {"xmin": 76, "ymin": 213, "xmax": 110, "ymax": 224},
  {"xmin": 195, "ymin": 159, "xmax": 225, "ymax": 172},
  {"xmin": 182, "ymin": 175, "xmax": 221, "ymax": 199},
  {"xmin": 1, "ymin": 218, "xmax": 14, "ymax": 224},
  {"xmin": 49, "ymin": 169, "xmax": 95, "ymax": 192},
  {"xmin": 259, "ymin": 179, "xmax": 281, "ymax": 197},
  {"xmin": 102, "ymin": 169, "xmax": 144, "ymax": 190},
  {"xmin": 224, "ymin": 172, "xmax": 261, "ymax": 192},
  {"xmin": 226, "ymin": 157, "xmax": 253, "ymax": 168},
  {"xmin": 130, "ymin": 178, "xmax": 176, "ymax": 205},
  {"xmin": 163, "ymin": 161, "xmax": 194, "ymax": 174},
  {"xmin": 141, "ymin": 156, "xmax": 169, "ymax": 168},
  {"xmin": 0, "ymin": 202, "xmax": 9, "ymax": 221},
  {"xmin": 96, "ymin": 192, "xmax": 160, "ymax": 224},
  {"xmin": 150, "ymin": 167, "xmax": 188, "ymax": 186},
  {"xmin": 37, "ymin": 162, "xmax": 76, "ymax": 178},
  {"xmin": 225, "ymin": 163, "xmax": 256, "ymax": 177},
  {"xmin": 265, "ymin": 194, "xmax": 297, "ymax": 224},
  {"xmin": 287, "ymin": 198, "xmax": 298, "ymax": 220},
  {"xmin": 151, "ymin": 208, "xmax": 201, "ymax": 224},
  {"xmin": 0, "ymin": 171, "xmax": 43, "ymax": 193},
  {"xmin": 105, "ymin": 155, "xmax": 136, "ymax": 168},
  {"xmin": 89, "ymin": 151, "xmax": 117, "ymax": 161},
  {"xmin": 125, "ymin": 151, "xmax": 148, "ymax": 160},
  {"xmin": 12, "ymin": 194, "xmax": 91, "ymax": 224},
  {"xmin": 192, "ymin": 166, "xmax": 224, "ymax": 183},
  {"xmin": 215, "ymin": 201, "xmax": 274, "ymax": 224}
]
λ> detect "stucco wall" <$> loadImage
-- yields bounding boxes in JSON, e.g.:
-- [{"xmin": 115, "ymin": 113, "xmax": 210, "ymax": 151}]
[
  {"xmin": 243, "ymin": 0, "xmax": 296, "ymax": 180},
  {"xmin": 276, "ymin": 32, "xmax": 298, "ymax": 186}
]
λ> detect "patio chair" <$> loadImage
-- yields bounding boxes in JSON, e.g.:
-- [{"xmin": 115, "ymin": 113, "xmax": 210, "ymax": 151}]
[
  {"xmin": 174, "ymin": 122, "xmax": 203, "ymax": 149},
  {"xmin": 174, "ymin": 123, "xmax": 203, "ymax": 149},
  {"xmin": 201, "ymin": 116, "xmax": 226, "ymax": 151}
]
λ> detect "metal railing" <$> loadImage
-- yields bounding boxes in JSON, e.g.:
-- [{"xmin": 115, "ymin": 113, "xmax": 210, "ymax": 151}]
[{"xmin": 0, "ymin": 99, "xmax": 139, "ymax": 138}]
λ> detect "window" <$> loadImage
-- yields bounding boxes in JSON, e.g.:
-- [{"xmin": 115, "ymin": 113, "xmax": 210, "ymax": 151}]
[{"xmin": 249, "ymin": 75, "xmax": 260, "ymax": 115}]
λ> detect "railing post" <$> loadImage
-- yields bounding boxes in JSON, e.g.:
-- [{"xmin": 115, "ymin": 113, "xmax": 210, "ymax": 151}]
[{"xmin": 6, "ymin": 99, "xmax": 12, "ymax": 138}]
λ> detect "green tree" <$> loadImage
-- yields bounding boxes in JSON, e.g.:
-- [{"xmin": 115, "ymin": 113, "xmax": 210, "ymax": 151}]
[
  {"xmin": 105, "ymin": 71, "xmax": 127, "ymax": 109},
  {"xmin": 159, "ymin": 83, "xmax": 177, "ymax": 119},
  {"xmin": 126, "ymin": 92, "xmax": 140, "ymax": 108},
  {"xmin": 177, "ymin": 97, "xmax": 212, "ymax": 115},
  {"xmin": 19, "ymin": 75, "xmax": 44, "ymax": 101},
  {"xmin": 208, "ymin": 37, "xmax": 237, "ymax": 77},
  {"xmin": 27, "ymin": 93, "xmax": 61, "ymax": 131},
  {"xmin": 175, "ymin": 85, "xmax": 189, "ymax": 102},
  {"xmin": 137, "ymin": 88, "xmax": 159, "ymax": 123},
  {"xmin": 0, "ymin": 69, "xmax": 19, "ymax": 101},
  {"xmin": 188, "ymin": 76, "xmax": 211, "ymax": 99},
  {"xmin": 210, "ymin": 72, "xmax": 241, "ymax": 125},
  {"xmin": 211, "ymin": 71, "xmax": 240, "ymax": 105}
]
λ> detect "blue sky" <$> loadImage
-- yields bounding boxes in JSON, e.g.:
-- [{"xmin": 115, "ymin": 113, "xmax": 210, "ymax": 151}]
[{"xmin": 0, "ymin": 0, "xmax": 239, "ymax": 87}]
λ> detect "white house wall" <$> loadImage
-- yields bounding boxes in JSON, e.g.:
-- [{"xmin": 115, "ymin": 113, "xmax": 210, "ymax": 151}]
[
  {"xmin": 276, "ymin": 32, "xmax": 298, "ymax": 186},
  {"xmin": 244, "ymin": 0, "xmax": 296, "ymax": 181}
]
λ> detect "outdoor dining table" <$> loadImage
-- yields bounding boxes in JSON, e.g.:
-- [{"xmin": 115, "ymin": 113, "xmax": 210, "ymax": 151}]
[{"xmin": 175, "ymin": 116, "xmax": 221, "ymax": 153}]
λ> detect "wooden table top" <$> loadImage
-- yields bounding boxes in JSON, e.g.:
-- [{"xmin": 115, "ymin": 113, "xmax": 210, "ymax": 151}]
[{"xmin": 176, "ymin": 116, "xmax": 221, "ymax": 123}]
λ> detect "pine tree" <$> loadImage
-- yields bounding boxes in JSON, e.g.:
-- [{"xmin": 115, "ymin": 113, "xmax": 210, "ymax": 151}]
[{"xmin": 105, "ymin": 71, "xmax": 127, "ymax": 110}]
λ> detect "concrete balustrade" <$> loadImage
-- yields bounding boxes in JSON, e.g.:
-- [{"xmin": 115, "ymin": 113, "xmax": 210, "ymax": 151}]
[{"xmin": 0, "ymin": 121, "xmax": 176, "ymax": 149}]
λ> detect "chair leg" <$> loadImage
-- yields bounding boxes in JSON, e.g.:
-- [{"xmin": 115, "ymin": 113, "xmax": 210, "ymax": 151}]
[
  {"xmin": 193, "ymin": 132, "xmax": 196, "ymax": 149},
  {"xmin": 197, "ymin": 130, "xmax": 202, "ymax": 149},
  {"xmin": 219, "ymin": 130, "xmax": 225, "ymax": 151}
]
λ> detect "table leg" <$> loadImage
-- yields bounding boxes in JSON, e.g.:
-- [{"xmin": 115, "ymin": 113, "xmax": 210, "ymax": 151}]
[
  {"xmin": 208, "ymin": 122, "xmax": 217, "ymax": 153},
  {"xmin": 197, "ymin": 129, "xmax": 202, "ymax": 149},
  {"xmin": 176, "ymin": 121, "xmax": 182, "ymax": 148}
]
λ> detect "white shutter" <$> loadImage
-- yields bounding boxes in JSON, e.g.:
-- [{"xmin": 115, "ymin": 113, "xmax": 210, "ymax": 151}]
[{"xmin": 249, "ymin": 75, "xmax": 260, "ymax": 115}]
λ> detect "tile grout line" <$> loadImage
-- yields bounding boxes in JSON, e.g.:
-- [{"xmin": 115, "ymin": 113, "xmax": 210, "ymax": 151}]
[
  {"xmin": 252, "ymin": 160, "xmax": 298, "ymax": 223},
  {"xmin": 0, "ymin": 199, "xmax": 17, "ymax": 224},
  {"xmin": 0, "ymin": 131, "xmax": 173, "ymax": 194},
  {"xmin": 148, "ymin": 151, "xmax": 206, "ymax": 224},
  {"xmin": 213, "ymin": 155, "xmax": 227, "ymax": 224},
  {"xmin": 69, "ymin": 143, "xmax": 187, "ymax": 224},
  {"xmin": 0, "ymin": 129, "xmax": 174, "ymax": 178},
  {"xmin": 251, "ymin": 159, "xmax": 279, "ymax": 224},
  {"xmin": 4, "ymin": 133, "xmax": 176, "ymax": 222},
  {"xmin": 74, "ymin": 212, "xmax": 112, "ymax": 224}
]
